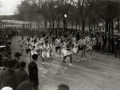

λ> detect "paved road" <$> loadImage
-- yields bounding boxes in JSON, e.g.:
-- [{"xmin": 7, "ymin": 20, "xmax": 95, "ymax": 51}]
[{"xmin": 11, "ymin": 36, "xmax": 120, "ymax": 90}]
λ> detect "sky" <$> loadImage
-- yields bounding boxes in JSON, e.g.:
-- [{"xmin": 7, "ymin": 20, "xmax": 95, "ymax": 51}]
[{"xmin": 0, "ymin": 0, "xmax": 22, "ymax": 15}]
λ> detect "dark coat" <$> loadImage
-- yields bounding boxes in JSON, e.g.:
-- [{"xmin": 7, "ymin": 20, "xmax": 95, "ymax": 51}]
[
  {"xmin": 0, "ymin": 69, "xmax": 17, "ymax": 90},
  {"xmin": 28, "ymin": 61, "xmax": 39, "ymax": 85},
  {"xmin": 0, "ymin": 54, "xmax": 3, "ymax": 67},
  {"xmin": 14, "ymin": 68, "xmax": 29, "ymax": 85},
  {"xmin": 15, "ymin": 59, "xmax": 20, "ymax": 69}
]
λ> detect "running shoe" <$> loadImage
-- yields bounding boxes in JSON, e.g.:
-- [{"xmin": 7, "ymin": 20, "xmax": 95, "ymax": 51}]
[
  {"xmin": 42, "ymin": 62, "xmax": 44, "ymax": 65},
  {"xmin": 77, "ymin": 60, "xmax": 80, "ymax": 62},
  {"xmin": 89, "ymin": 57, "xmax": 91, "ymax": 59},
  {"xmin": 81, "ymin": 59, "xmax": 84, "ymax": 61}
]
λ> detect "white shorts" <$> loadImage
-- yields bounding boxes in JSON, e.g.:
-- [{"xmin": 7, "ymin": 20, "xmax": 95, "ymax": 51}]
[
  {"xmin": 31, "ymin": 50, "xmax": 38, "ymax": 55},
  {"xmin": 46, "ymin": 51, "xmax": 50, "ymax": 58},
  {"xmin": 86, "ymin": 46, "xmax": 92, "ymax": 50},
  {"xmin": 42, "ymin": 51, "xmax": 50, "ymax": 58},
  {"xmin": 42, "ymin": 51, "xmax": 46, "ymax": 58},
  {"xmin": 62, "ymin": 49, "xmax": 71, "ymax": 56},
  {"xmin": 73, "ymin": 48, "xmax": 78, "ymax": 53}
]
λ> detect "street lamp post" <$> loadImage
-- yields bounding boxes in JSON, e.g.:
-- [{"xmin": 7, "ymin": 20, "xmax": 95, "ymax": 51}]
[{"xmin": 63, "ymin": 14, "xmax": 67, "ymax": 31}]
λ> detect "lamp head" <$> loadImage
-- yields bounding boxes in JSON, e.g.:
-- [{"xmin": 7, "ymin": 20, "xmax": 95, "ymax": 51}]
[{"xmin": 64, "ymin": 14, "xmax": 67, "ymax": 18}]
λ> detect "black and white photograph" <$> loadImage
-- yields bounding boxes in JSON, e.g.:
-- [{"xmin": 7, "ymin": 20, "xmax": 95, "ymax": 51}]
[{"xmin": 0, "ymin": 0, "xmax": 120, "ymax": 90}]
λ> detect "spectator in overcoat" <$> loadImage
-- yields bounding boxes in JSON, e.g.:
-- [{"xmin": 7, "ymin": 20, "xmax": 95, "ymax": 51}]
[
  {"xmin": 15, "ymin": 61, "xmax": 29, "ymax": 85},
  {"xmin": 28, "ymin": 54, "xmax": 39, "ymax": 90}
]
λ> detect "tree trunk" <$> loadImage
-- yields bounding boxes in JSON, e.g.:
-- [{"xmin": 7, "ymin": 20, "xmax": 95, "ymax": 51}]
[
  {"xmin": 38, "ymin": 21, "xmax": 40, "ymax": 29},
  {"xmin": 108, "ymin": 21, "xmax": 110, "ymax": 35},
  {"xmin": 93, "ymin": 20, "xmax": 95, "ymax": 33},
  {"xmin": 36, "ymin": 22, "xmax": 37, "ymax": 29},
  {"xmin": 72, "ymin": 21, "xmax": 73, "ymax": 29},
  {"xmin": 63, "ymin": 18, "xmax": 66, "ymax": 30},
  {"xmin": 57, "ymin": 17, "xmax": 60, "ymax": 28},
  {"xmin": 57, "ymin": 22, "xmax": 60, "ymax": 28},
  {"xmin": 82, "ymin": 20, "xmax": 85, "ymax": 33},
  {"xmin": 111, "ymin": 20, "xmax": 114, "ymax": 36},
  {"xmin": 118, "ymin": 20, "xmax": 119, "ymax": 33},
  {"xmin": 52, "ymin": 20, "xmax": 54, "ymax": 29},
  {"xmin": 30, "ymin": 23, "xmax": 32, "ymax": 29},
  {"xmin": 49, "ymin": 21, "xmax": 51, "ymax": 28},
  {"xmin": 45, "ymin": 20, "xmax": 47, "ymax": 29},
  {"xmin": 21, "ymin": 28, "xmax": 24, "ymax": 40},
  {"xmin": 105, "ymin": 20, "xmax": 109, "ymax": 35},
  {"xmin": 76, "ymin": 21, "xmax": 78, "ymax": 30},
  {"xmin": 79, "ymin": 21, "xmax": 80, "ymax": 30},
  {"xmin": 89, "ymin": 19, "xmax": 91, "ymax": 31},
  {"xmin": 97, "ymin": 22, "xmax": 99, "ymax": 29}
]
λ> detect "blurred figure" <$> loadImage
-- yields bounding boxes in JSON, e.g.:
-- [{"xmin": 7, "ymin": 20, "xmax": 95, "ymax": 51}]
[
  {"xmin": 55, "ymin": 37, "xmax": 61, "ymax": 56},
  {"xmin": 18, "ymin": 39, "xmax": 25, "ymax": 54},
  {"xmin": 106, "ymin": 34, "xmax": 111, "ymax": 55},
  {"xmin": 28, "ymin": 54, "xmax": 39, "ymax": 90},
  {"xmin": 103, "ymin": 34, "xmax": 106, "ymax": 52},
  {"xmin": 118, "ymin": 37, "xmax": 120, "ymax": 58},
  {"xmin": 0, "ymin": 59, "xmax": 17, "ymax": 90},
  {"xmin": 14, "ymin": 52, "xmax": 22, "ymax": 69},
  {"xmin": 14, "ymin": 61, "xmax": 29, "ymax": 85},
  {"xmin": 114, "ymin": 38, "xmax": 119, "ymax": 57},
  {"xmin": 0, "ymin": 54, "xmax": 2, "ymax": 67},
  {"xmin": 16, "ymin": 80, "xmax": 34, "ymax": 90},
  {"xmin": 0, "ymin": 58, "xmax": 9, "ymax": 76},
  {"xmin": 58, "ymin": 84, "xmax": 70, "ymax": 90},
  {"xmin": 100, "ymin": 36, "xmax": 104, "ymax": 54},
  {"xmin": 111, "ymin": 36, "xmax": 114, "ymax": 55},
  {"xmin": 1, "ymin": 87, "xmax": 13, "ymax": 90},
  {"xmin": 0, "ymin": 47, "xmax": 6, "ymax": 67},
  {"xmin": 63, "ymin": 40, "xmax": 72, "ymax": 66}
]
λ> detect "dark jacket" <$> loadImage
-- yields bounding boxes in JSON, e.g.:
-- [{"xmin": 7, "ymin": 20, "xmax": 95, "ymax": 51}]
[
  {"xmin": 0, "ymin": 54, "xmax": 2, "ymax": 67},
  {"xmin": 14, "ymin": 68, "xmax": 29, "ymax": 85},
  {"xmin": 28, "ymin": 61, "xmax": 39, "ymax": 85},
  {"xmin": 15, "ymin": 59, "xmax": 20, "ymax": 69},
  {"xmin": 0, "ymin": 69, "xmax": 17, "ymax": 90}
]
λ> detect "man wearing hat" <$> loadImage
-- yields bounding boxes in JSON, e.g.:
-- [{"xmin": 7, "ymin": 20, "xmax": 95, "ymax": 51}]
[
  {"xmin": 28, "ymin": 54, "xmax": 39, "ymax": 90},
  {"xmin": 14, "ymin": 52, "xmax": 22, "ymax": 69}
]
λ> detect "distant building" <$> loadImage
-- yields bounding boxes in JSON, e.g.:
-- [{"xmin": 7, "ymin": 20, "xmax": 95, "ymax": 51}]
[{"xmin": 0, "ymin": 20, "xmax": 44, "ymax": 29}]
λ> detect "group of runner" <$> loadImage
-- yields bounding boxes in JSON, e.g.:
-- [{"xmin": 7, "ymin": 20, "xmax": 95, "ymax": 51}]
[{"xmin": 18, "ymin": 32, "xmax": 96, "ymax": 66}]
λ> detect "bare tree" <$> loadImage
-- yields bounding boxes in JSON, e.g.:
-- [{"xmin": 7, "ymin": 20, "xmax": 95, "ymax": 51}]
[
  {"xmin": 93, "ymin": 0, "xmax": 120, "ymax": 35},
  {"xmin": 71, "ymin": 0, "xmax": 92, "ymax": 33}
]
